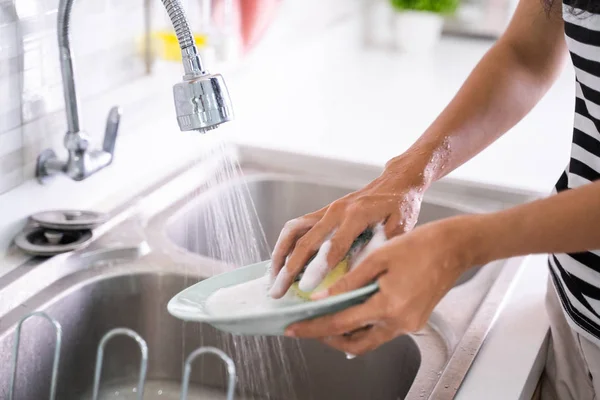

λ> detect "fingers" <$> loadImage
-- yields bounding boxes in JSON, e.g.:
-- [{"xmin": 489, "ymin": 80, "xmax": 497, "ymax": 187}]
[
  {"xmin": 269, "ymin": 216, "xmax": 337, "ymax": 298},
  {"xmin": 271, "ymin": 214, "xmax": 320, "ymax": 279},
  {"xmin": 285, "ymin": 294, "xmax": 385, "ymax": 338},
  {"xmin": 313, "ymin": 251, "xmax": 387, "ymax": 300},
  {"xmin": 384, "ymin": 212, "xmax": 405, "ymax": 238},
  {"xmin": 347, "ymin": 223, "xmax": 388, "ymax": 271},
  {"xmin": 296, "ymin": 240, "xmax": 333, "ymax": 292},
  {"xmin": 268, "ymin": 264, "xmax": 294, "ymax": 298},
  {"xmin": 319, "ymin": 325, "xmax": 394, "ymax": 355},
  {"xmin": 297, "ymin": 218, "xmax": 369, "ymax": 292}
]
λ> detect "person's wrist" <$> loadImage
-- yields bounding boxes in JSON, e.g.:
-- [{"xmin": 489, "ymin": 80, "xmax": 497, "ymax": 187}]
[
  {"xmin": 383, "ymin": 153, "xmax": 435, "ymax": 191},
  {"xmin": 426, "ymin": 214, "xmax": 495, "ymax": 276},
  {"xmin": 385, "ymin": 137, "xmax": 451, "ymax": 190},
  {"xmin": 452, "ymin": 213, "xmax": 499, "ymax": 268}
]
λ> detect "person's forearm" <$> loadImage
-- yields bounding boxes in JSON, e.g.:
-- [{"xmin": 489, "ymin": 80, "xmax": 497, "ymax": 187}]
[
  {"xmin": 389, "ymin": 40, "xmax": 566, "ymax": 184},
  {"xmin": 386, "ymin": 1, "xmax": 567, "ymax": 186},
  {"xmin": 474, "ymin": 181, "xmax": 600, "ymax": 264}
]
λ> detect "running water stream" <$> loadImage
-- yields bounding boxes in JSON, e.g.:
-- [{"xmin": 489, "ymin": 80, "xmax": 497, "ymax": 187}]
[{"xmin": 180, "ymin": 141, "xmax": 309, "ymax": 399}]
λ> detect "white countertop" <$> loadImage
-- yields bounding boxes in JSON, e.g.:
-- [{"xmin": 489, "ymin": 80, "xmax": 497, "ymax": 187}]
[
  {"xmin": 229, "ymin": 16, "xmax": 575, "ymax": 195},
  {"xmin": 0, "ymin": 12, "xmax": 574, "ymax": 399},
  {"xmin": 456, "ymin": 255, "xmax": 550, "ymax": 400}
]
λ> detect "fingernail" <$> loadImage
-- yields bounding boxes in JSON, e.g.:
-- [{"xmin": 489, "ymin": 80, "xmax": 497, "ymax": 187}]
[
  {"xmin": 285, "ymin": 329, "xmax": 296, "ymax": 337},
  {"xmin": 311, "ymin": 290, "xmax": 329, "ymax": 300}
]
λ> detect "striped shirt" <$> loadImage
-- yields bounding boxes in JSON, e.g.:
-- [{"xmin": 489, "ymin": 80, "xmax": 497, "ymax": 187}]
[{"xmin": 549, "ymin": 1, "xmax": 600, "ymax": 345}]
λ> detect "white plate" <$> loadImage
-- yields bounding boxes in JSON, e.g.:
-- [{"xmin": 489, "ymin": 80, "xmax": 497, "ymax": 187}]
[{"xmin": 167, "ymin": 261, "xmax": 379, "ymax": 336}]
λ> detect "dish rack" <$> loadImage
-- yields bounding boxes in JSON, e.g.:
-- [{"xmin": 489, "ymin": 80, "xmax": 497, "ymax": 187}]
[{"xmin": 7, "ymin": 312, "xmax": 236, "ymax": 400}]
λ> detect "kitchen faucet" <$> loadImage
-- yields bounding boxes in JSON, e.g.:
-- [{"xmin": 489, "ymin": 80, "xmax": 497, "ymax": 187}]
[{"xmin": 36, "ymin": 0, "xmax": 234, "ymax": 183}]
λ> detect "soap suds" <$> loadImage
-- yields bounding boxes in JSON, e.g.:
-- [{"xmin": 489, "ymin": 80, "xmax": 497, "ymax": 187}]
[
  {"xmin": 206, "ymin": 225, "xmax": 389, "ymax": 317},
  {"xmin": 298, "ymin": 240, "xmax": 332, "ymax": 292},
  {"xmin": 349, "ymin": 223, "xmax": 387, "ymax": 269},
  {"xmin": 268, "ymin": 264, "xmax": 292, "ymax": 298},
  {"xmin": 270, "ymin": 218, "xmax": 302, "ymax": 279},
  {"xmin": 206, "ymin": 275, "xmax": 304, "ymax": 316}
]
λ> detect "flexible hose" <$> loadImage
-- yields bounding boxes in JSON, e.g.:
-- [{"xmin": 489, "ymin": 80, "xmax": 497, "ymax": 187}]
[
  {"xmin": 57, "ymin": 0, "xmax": 80, "ymax": 134},
  {"xmin": 57, "ymin": 0, "xmax": 204, "ymax": 131},
  {"xmin": 161, "ymin": 0, "xmax": 205, "ymax": 75},
  {"xmin": 161, "ymin": 0, "xmax": 195, "ymax": 50}
]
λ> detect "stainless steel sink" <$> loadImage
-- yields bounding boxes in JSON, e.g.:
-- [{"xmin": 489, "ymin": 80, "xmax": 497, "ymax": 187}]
[
  {"xmin": 165, "ymin": 176, "xmax": 481, "ymax": 286},
  {"xmin": 0, "ymin": 272, "xmax": 420, "ymax": 400},
  {"xmin": 0, "ymin": 145, "xmax": 540, "ymax": 400}
]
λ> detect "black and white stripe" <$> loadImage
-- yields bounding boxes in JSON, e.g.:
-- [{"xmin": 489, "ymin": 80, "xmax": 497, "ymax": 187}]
[{"xmin": 550, "ymin": 3, "xmax": 600, "ymax": 345}]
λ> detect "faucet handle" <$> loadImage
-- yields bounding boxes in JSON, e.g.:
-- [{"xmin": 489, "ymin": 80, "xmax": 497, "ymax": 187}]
[{"xmin": 102, "ymin": 106, "xmax": 122, "ymax": 155}]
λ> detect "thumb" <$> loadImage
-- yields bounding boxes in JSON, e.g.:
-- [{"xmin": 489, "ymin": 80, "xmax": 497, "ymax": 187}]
[{"xmin": 311, "ymin": 253, "xmax": 386, "ymax": 300}]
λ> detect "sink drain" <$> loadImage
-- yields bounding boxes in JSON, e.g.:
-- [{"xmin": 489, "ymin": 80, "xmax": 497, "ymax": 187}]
[{"xmin": 14, "ymin": 227, "xmax": 93, "ymax": 257}]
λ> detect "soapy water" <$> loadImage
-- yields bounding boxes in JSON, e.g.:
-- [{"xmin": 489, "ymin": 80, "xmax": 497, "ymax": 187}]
[
  {"xmin": 206, "ymin": 275, "xmax": 305, "ymax": 316},
  {"xmin": 181, "ymin": 141, "xmax": 310, "ymax": 399}
]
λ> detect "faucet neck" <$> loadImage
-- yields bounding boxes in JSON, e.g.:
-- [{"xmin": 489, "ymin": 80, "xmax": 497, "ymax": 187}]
[
  {"xmin": 181, "ymin": 46, "xmax": 206, "ymax": 79},
  {"xmin": 57, "ymin": 0, "xmax": 81, "ymax": 135},
  {"xmin": 160, "ymin": 0, "xmax": 206, "ymax": 77}
]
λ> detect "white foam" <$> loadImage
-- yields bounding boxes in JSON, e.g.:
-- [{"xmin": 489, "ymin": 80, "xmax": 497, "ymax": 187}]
[
  {"xmin": 271, "ymin": 218, "xmax": 302, "ymax": 279},
  {"xmin": 206, "ymin": 275, "xmax": 304, "ymax": 316},
  {"xmin": 298, "ymin": 240, "xmax": 332, "ymax": 292},
  {"xmin": 269, "ymin": 264, "xmax": 292, "ymax": 298},
  {"xmin": 349, "ymin": 223, "xmax": 387, "ymax": 269}
]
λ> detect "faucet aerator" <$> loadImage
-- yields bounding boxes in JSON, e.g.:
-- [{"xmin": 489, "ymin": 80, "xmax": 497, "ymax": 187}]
[{"xmin": 173, "ymin": 73, "xmax": 234, "ymax": 133}]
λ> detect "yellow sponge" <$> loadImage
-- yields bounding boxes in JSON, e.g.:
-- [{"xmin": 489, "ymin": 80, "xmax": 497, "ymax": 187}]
[{"xmin": 290, "ymin": 258, "xmax": 350, "ymax": 301}]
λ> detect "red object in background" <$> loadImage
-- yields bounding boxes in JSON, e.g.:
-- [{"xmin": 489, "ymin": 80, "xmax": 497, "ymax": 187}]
[
  {"xmin": 212, "ymin": 0, "xmax": 281, "ymax": 53},
  {"xmin": 239, "ymin": 0, "xmax": 281, "ymax": 52}
]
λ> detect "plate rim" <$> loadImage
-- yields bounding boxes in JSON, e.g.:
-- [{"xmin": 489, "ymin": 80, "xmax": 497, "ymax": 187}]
[{"xmin": 167, "ymin": 260, "xmax": 379, "ymax": 323}]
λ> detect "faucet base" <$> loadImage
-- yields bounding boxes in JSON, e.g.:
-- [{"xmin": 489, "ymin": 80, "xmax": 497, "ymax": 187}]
[{"xmin": 36, "ymin": 149, "xmax": 60, "ymax": 185}]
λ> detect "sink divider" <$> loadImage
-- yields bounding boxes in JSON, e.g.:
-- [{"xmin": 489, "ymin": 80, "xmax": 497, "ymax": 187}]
[{"xmin": 8, "ymin": 311, "xmax": 238, "ymax": 400}]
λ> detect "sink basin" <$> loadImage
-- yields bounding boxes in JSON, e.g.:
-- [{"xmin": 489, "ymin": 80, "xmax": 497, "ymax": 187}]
[
  {"xmin": 165, "ymin": 176, "xmax": 481, "ymax": 286},
  {"xmin": 0, "ymin": 273, "xmax": 420, "ymax": 400},
  {"xmin": 0, "ymin": 144, "xmax": 540, "ymax": 400}
]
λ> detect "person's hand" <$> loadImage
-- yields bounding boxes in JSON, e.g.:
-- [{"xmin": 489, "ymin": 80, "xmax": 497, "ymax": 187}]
[
  {"xmin": 268, "ymin": 157, "xmax": 432, "ymax": 299},
  {"xmin": 283, "ymin": 215, "xmax": 485, "ymax": 355}
]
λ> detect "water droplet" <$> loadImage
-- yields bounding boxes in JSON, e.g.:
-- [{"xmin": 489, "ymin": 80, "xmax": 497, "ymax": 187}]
[
  {"xmin": 158, "ymin": 389, "xmax": 163, "ymax": 395},
  {"xmin": 132, "ymin": 387, "xmax": 137, "ymax": 393},
  {"xmin": 114, "ymin": 391, "xmax": 119, "ymax": 396}
]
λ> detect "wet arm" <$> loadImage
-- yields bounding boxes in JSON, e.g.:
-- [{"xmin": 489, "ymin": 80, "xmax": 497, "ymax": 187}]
[{"xmin": 390, "ymin": 0, "xmax": 568, "ymax": 185}]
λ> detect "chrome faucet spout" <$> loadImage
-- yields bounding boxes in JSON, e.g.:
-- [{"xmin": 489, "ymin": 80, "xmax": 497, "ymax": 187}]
[
  {"xmin": 161, "ymin": 0, "xmax": 234, "ymax": 132},
  {"xmin": 57, "ymin": 0, "xmax": 80, "ymax": 135},
  {"xmin": 36, "ymin": 0, "xmax": 234, "ymax": 184},
  {"xmin": 35, "ymin": 0, "xmax": 123, "ymax": 184}
]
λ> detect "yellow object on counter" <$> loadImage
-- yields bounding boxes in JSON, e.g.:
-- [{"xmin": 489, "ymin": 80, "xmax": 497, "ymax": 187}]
[
  {"xmin": 137, "ymin": 30, "xmax": 209, "ymax": 62},
  {"xmin": 290, "ymin": 258, "xmax": 350, "ymax": 301}
]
